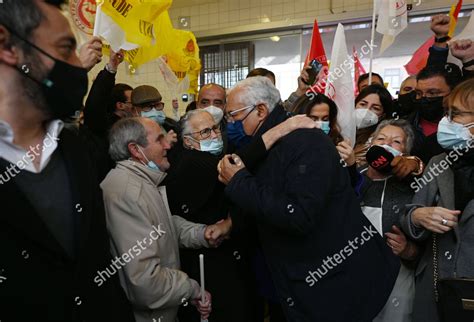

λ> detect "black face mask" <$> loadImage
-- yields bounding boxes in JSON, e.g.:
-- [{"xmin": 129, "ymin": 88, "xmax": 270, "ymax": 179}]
[
  {"xmin": 8, "ymin": 29, "xmax": 88, "ymax": 120},
  {"xmin": 413, "ymin": 96, "xmax": 445, "ymax": 122},
  {"xmin": 395, "ymin": 91, "xmax": 416, "ymax": 118}
]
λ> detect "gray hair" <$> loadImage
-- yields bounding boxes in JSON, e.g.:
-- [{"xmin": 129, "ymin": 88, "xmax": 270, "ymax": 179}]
[
  {"xmin": 372, "ymin": 119, "xmax": 415, "ymax": 154},
  {"xmin": 180, "ymin": 109, "xmax": 212, "ymax": 140},
  {"xmin": 227, "ymin": 76, "xmax": 281, "ymax": 112},
  {"xmin": 109, "ymin": 118, "xmax": 148, "ymax": 161}
]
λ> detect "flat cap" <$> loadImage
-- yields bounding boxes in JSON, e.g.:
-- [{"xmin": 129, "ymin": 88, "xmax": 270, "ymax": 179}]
[{"xmin": 131, "ymin": 85, "xmax": 162, "ymax": 105}]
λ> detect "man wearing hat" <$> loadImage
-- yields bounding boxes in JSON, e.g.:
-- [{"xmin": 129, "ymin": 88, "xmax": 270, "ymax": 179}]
[{"xmin": 132, "ymin": 85, "xmax": 178, "ymax": 145}]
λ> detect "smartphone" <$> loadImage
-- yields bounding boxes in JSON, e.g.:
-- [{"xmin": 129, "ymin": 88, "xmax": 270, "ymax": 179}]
[{"xmin": 304, "ymin": 59, "xmax": 323, "ymax": 85}]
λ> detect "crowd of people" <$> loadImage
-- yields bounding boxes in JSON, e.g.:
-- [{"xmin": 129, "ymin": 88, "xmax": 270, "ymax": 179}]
[{"xmin": 1, "ymin": 1, "xmax": 473, "ymax": 322}]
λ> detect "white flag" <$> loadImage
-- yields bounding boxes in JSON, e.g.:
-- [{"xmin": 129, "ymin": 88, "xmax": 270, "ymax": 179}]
[
  {"xmin": 93, "ymin": 3, "xmax": 138, "ymax": 52},
  {"xmin": 376, "ymin": 0, "xmax": 408, "ymax": 53},
  {"xmin": 451, "ymin": 10, "xmax": 474, "ymax": 41},
  {"xmin": 157, "ymin": 56, "xmax": 190, "ymax": 97},
  {"xmin": 325, "ymin": 24, "xmax": 356, "ymax": 146}
]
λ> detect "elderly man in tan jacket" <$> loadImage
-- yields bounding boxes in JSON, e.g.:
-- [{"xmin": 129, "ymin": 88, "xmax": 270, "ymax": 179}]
[{"xmin": 101, "ymin": 117, "xmax": 229, "ymax": 322}]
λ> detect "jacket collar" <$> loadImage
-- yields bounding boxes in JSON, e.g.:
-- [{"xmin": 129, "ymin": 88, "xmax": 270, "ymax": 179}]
[
  {"xmin": 116, "ymin": 160, "xmax": 167, "ymax": 186},
  {"xmin": 254, "ymin": 103, "xmax": 291, "ymax": 138}
]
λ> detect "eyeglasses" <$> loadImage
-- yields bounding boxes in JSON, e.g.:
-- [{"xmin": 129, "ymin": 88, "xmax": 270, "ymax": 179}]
[
  {"xmin": 185, "ymin": 124, "xmax": 221, "ymax": 140},
  {"xmin": 224, "ymin": 104, "xmax": 256, "ymax": 123},
  {"xmin": 445, "ymin": 108, "xmax": 474, "ymax": 122},
  {"xmin": 140, "ymin": 101, "xmax": 165, "ymax": 112}
]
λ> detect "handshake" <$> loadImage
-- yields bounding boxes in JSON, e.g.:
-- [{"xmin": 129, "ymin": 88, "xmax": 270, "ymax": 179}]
[{"xmin": 204, "ymin": 217, "xmax": 232, "ymax": 247}]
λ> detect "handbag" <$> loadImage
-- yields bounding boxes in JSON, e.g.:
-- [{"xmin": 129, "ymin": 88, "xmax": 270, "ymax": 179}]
[{"xmin": 433, "ymin": 233, "xmax": 474, "ymax": 322}]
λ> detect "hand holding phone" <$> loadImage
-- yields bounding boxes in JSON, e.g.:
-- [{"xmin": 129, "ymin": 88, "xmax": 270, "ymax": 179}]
[{"xmin": 303, "ymin": 59, "xmax": 323, "ymax": 85}]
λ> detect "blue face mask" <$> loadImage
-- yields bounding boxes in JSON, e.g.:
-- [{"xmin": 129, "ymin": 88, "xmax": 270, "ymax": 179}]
[
  {"xmin": 200, "ymin": 137, "xmax": 224, "ymax": 155},
  {"xmin": 136, "ymin": 145, "xmax": 160, "ymax": 171},
  {"xmin": 437, "ymin": 116, "xmax": 474, "ymax": 150},
  {"xmin": 227, "ymin": 120, "xmax": 252, "ymax": 149},
  {"xmin": 315, "ymin": 121, "xmax": 330, "ymax": 135},
  {"xmin": 141, "ymin": 109, "xmax": 166, "ymax": 125}
]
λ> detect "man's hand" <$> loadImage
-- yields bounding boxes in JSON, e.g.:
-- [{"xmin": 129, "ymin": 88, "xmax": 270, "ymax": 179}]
[
  {"xmin": 449, "ymin": 39, "xmax": 474, "ymax": 64},
  {"xmin": 166, "ymin": 130, "xmax": 178, "ymax": 146},
  {"xmin": 79, "ymin": 36, "xmax": 103, "ymax": 71},
  {"xmin": 204, "ymin": 217, "xmax": 232, "ymax": 247},
  {"xmin": 412, "ymin": 207, "xmax": 461, "ymax": 234},
  {"xmin": 283, "ymin": 114, "xmax": 317, "ymax": 132},
  {"xmin": 217, "ymin": 154, "xmax": 245, "ymax": 185},
  {"xmin": 262, "ymin": 115, "xmax": 316, "ymax": 150},
  {"xmin": 431, "ymin": 14, "xmax": 450, "ymax": 38},
  {"xmin": 391, "ymin": 156, "xmax": 418, "ymax": 179},
  {"xmin": 107, "ymin": 49, "xmax": 125, "ymax": 72},
  {"xmin": 336, "ymin": 140, "xmax": 355, "ymax": 167},
  {"xmin": 295, "ymin": 66, "xmax": 312, "ymax": 96},
  {"xmin": 191, "ymin": 290, "xmax": 212, "ymax": 320}
]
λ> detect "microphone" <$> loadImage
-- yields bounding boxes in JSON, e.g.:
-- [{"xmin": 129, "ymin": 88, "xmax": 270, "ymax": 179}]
[{"xmin": 366, "ymin": 145, "xmax": 394, "ymax": 174}]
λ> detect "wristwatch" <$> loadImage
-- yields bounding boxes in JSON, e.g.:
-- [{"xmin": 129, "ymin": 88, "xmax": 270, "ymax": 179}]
[
  {"xmin": 404, "ymin": 156, "xmax": 424, "ymax": 176},
  {"xmin": 435, "ymin": 36, "xmax": 451, "ymax": 43}
]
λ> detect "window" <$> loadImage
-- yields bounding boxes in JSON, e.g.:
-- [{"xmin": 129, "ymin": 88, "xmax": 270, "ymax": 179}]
[
  {"xmin": 384, "ymin": 68, "xmax": 402, "ymax": 89},
  {"xmin": 199, "ymin": 42, "xmax": 254, "ymax": 89}
]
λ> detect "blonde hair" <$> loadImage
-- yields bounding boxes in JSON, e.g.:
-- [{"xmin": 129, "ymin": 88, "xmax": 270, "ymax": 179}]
[{"xmin": 445, "ymin": 78, "xmax": 474, "ymax": 112}]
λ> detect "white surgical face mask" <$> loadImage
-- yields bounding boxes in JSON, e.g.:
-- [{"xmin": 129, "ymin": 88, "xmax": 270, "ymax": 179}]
[
  {"xmin": 355, "ymin": 108, "xmax": 379, "ymax": 129},
  {"xmin": 203, "ymin": 105, "xmax": 224, "ymax": 124}
]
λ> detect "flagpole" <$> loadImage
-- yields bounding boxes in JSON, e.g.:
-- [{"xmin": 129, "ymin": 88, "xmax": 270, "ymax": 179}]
[{"xmin": 368, "ymin": 0, "xmax": 377, "ymax": 85}]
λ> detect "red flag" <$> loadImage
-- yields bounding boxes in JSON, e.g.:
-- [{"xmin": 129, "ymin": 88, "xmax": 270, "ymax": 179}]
[
  {"xmin": 405, "ymin": 0, "xmax": 462, "ymax": 75},
  {"xmin": 353, "ymin": 46, "xmax": 366, "ymax": 96},
  {"xmin": 305, "ymin": 20, "xmax": 328, "ymax": 94},
  {"xmin": 404, "ymin": 37, "xmax": 435, "ymax": 75},
  {"xmin": 305, "ymin": 20, "xmax": 328, "ymax": 66}
]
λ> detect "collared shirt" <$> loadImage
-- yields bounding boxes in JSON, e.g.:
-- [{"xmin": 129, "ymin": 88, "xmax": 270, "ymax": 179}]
[{"xmin": 0, "ymin": 119, "xmax": 63, "ymax": 173}]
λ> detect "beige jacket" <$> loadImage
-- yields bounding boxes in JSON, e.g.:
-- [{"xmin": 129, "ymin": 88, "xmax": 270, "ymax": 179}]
[{"xmin": 101, "ymin": 160, "xmax": 208, "ymax": 322}]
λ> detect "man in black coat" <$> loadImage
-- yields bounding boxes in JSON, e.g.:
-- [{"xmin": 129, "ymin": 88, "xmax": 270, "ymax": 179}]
[
  {"xmin": 0, "ymin": 1, "xmax": 134, "ymax": 321},
  {"xmin": 218, "ymin": 76, "xmax": 399, "ymax": 322}
]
